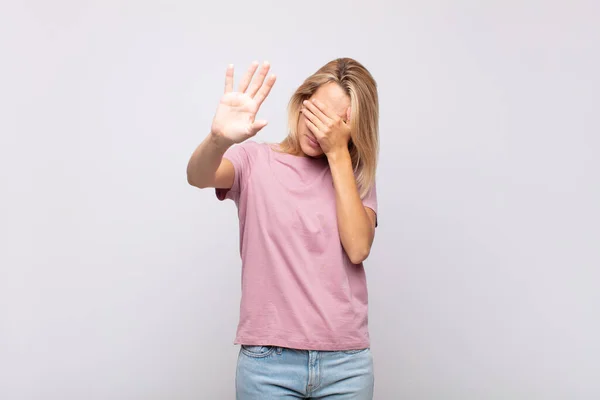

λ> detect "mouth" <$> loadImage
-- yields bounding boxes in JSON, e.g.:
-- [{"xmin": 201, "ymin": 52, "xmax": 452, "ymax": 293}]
[{"xmin": 306, "ymin": 135, "xmax": 320, "ymax": 148}]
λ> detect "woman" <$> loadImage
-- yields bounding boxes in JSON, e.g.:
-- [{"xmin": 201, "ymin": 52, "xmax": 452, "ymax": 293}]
[{"xmin": 187, "ymin": 57, "xmax": 379, "ymax": 399}]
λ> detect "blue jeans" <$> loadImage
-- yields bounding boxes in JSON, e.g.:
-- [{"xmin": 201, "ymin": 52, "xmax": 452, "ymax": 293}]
[{"xmin": 236, "ymin": 345, "xmax": 374, "ymax": 399}]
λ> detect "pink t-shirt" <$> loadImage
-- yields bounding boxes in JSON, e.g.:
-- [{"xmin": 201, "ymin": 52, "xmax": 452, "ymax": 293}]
[{"xmin": 216, "ymin": 141, "xmax": 377, "ymax": 351}]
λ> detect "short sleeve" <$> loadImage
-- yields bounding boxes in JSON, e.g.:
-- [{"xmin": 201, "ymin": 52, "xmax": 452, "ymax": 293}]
[
  {"xmin": 215, "ymin": 141, "xmax": 258, "ymax": 202},
  {"xmin": 362, "ymin": 180, "xmax": 378, "ymax": 227}
]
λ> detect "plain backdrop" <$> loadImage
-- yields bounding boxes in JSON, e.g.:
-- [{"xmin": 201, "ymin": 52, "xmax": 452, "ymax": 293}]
[{"xmin": 1, "ymin": 1, "xmax": 599, "ymax": 399}]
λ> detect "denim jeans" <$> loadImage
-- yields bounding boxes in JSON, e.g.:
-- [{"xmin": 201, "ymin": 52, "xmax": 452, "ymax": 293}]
[{"xmin": 236, "ymin": 345, "xmax": 374, "ymax": 399}]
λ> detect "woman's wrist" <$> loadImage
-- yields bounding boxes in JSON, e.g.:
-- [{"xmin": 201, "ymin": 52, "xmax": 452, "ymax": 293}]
[
  {"xmin": 209, "ymin": 130, "xmax": 235, "ymax": 152},
  {"xmin": 326, "ymin": 147, "xmax": 351, "ymax": 165}
]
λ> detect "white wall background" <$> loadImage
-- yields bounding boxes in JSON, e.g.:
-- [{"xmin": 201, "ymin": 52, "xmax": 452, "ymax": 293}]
[{"xmin": 1, "ymin": 1, "xmax": 598, "ymax": 399}]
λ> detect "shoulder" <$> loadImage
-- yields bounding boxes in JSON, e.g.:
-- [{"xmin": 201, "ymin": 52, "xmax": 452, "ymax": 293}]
[
  {"xmin": 234, "ymin": 140, "xmax": 271, "ymax": 157},
  {"xmin": 223, "ymin": 140, "xmax": 270, "ymax": 164}
]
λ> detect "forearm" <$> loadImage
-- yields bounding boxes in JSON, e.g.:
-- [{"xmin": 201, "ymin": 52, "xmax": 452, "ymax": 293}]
[
  {"xmin": 186, "ymin": 132, "xmax": 231, "ymax": 188},
  {"xmin": 328, "ymin": 150, "xmax": 375, "ymax": 264}
]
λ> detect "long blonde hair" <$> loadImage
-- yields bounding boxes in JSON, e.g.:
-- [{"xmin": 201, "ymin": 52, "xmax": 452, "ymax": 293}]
[{"xmin": 279, "ymin": 57, "xmax": 379, "ymax": 198}]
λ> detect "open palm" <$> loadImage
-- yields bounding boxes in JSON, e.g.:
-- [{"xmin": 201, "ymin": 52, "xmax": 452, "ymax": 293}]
[{"xmin": 211, "ymin": 61, "xmax": 276, "ymax": 145}]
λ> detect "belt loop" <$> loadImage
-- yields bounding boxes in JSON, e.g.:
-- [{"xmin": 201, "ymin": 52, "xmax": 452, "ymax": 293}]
[{"xmin": 276, "ymin": 346, "xmax": 283, "ymax": 355}]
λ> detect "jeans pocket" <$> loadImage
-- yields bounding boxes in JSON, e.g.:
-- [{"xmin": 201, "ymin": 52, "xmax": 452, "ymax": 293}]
[{"xmin": 240, "ymin": 345, "xmax": 276, "ymax": 358}]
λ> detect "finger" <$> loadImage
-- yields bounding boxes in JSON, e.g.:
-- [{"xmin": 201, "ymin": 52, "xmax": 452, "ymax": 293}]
[
  {"xmin": 312, "ymin": 98, "xmax": 337, "ymax": 120},
  {"xmin": 238, "ymin": 61, "xmax": 259, "ymax": 93},
  {"xmin": 304, "ymin": 99, "xmax": 331, "ymax": 125},
  {"xmin": 254, "ymin": 74, "xmax": 277, "ymax": 107},
  {"xmin": 304, "ymin": 117, "xmax": 321, "ymax": 138},
  {"xmin": 247, "ymin": 61, "xmax": 270, "ymax": 98},
  {"xmin": 249, "ymin": 119, "xmax": 268, "ymax": 136},
  {"xmin": 301, "ymin": 107, "xmax": 326, "ymax": 131},
  {"xmin": 224, "ymin": 64, "xmax": 234, "ymax": 93}
]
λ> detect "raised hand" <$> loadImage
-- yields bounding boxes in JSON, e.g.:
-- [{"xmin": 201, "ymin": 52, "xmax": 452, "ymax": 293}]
[
  {"xmin": 300, "ymin": 98, "xmax": 352, "ymax": 157},
  {"xmin": 210, "ymin": 61, "xmax": 277, "ymax": 145}
]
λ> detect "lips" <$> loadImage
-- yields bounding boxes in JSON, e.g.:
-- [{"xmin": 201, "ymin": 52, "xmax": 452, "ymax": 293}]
[{"xmin": 306, "ymin": 135, "xmax": 319, "ymax": 148}]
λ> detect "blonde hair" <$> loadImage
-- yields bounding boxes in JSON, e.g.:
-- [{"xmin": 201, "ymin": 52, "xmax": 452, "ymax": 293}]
[{"xmin": 279, "ymin": 57, "xmax": 379, "ymax": 198}]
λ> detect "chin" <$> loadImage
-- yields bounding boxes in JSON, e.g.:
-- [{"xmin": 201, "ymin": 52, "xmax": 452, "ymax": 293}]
[{"xmin": 299, "ymin": 135, "xmax": 325, "ymax": 158}]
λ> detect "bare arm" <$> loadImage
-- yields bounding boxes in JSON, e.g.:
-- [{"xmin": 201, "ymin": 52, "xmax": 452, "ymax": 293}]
[
  {"xmin": 186, "ymin": 61, "xmax": 276, "ymax": 189},
  {"xmin": 328, "ymin": 151, "xmax": 376, "ymax": 264},
  {"xmin": 186, "ymin": 133, "xmax": 234, "ymax": 189},
  {"xmin": 301, "ymin": 98, "xmax": 376, "ymax": 264}
]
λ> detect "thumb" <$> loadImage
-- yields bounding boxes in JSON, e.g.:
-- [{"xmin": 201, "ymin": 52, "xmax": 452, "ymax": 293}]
[{"xmin": 249, "ymin": 119, "xmax": 268, "ymax": 136}]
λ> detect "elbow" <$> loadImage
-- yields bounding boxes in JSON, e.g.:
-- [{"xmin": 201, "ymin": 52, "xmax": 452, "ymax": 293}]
[
  {"xmin": 187, "ymin": 171, "xmax": 207, "ymax": 189},
  {"xmin": 187, "ymin": 173, "xmax": 195, "ymax": 187},
  {"xmin": 186, "ymin": 164, "xmax": 197, "ymax": 187},
  {"xmin": 348, "ymin": 246, "xmax": 371, "ymax": 265},
  {"xmin": 187, "ymin": 171, "xmax": 199, "ymax": 187},
  {"xmin": 188, "ymin": 178, "xmax": 209, "ymax": 189},
  {"xmin": 186, "ymin": 164, "xmax": 210, "ymax": 189}
]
